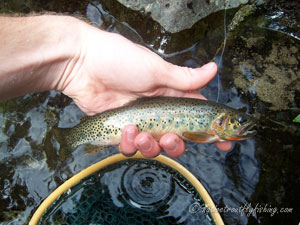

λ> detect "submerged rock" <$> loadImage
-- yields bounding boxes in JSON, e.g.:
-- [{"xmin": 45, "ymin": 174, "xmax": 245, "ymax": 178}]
[
  {"xmin": 232, "ymin": 33, "xmax": 300, "ymax": 111},
  {"xmin": 115, "ymin": 0, "xmax": 265, "ymax": 33}
]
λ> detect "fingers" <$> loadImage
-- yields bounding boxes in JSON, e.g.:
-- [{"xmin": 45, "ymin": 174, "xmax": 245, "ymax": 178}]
[
  {"xmin": 134, "ymin": 132, "xmax": 161, "ymax": 158},
  {"xmin": 119, "ymin": 125, "xmax": 185, "ymax": 158},
  {"xmin": 119, "ymin": 125, "xmax": 162, "ymax": 157},
  {"xmin": 159, "ymin": 133, "xmax": 185, "ymax": 157},
  {"xmin": 159, "ymin": 62, "xmax": 218, "ymax": 91},
  {"xmin": 119, "ymin": 124, "xmax": 138, "ymax": 156},
  {"xmin": 215, "ymin": 141, "xmax": 232, "ymax": 152},
  {"xmin": 119, "ymin": 125, "xmax": 232, "ymax": 158}
]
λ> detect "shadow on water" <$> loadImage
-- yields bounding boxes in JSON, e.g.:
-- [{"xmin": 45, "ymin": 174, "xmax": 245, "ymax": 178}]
[{"xmin": 0, "ymin": 0, "xmax": 299, "ymax": 224}]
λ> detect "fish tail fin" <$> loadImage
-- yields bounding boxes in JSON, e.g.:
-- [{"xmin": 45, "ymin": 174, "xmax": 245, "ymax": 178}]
[
  {"xmin": 51, "ymin": 127, "xmax": 107, "ymax": 155},
  {"xmin": 84, "ymin": 145, "xmax": 108, "ymax": 155},
  {"xmin": 52, "ymin": 127, "xmax": 72, "ymax": 147}
]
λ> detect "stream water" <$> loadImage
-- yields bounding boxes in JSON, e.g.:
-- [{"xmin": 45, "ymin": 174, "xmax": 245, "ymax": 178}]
[{"xmin": 0, "ymin": 0, "xmax": 299, "ymax": 224}]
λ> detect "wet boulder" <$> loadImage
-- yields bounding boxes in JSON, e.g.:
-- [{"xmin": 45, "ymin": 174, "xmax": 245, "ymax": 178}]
[{"xmin": 115, "ymin": 0, "xmax": 266, "ymax": 33}]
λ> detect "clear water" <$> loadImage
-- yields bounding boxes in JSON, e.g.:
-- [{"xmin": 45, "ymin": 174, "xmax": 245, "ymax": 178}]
[{"xmin": 0, "ymin": 0, "xmax": 299, "ymax": 224}]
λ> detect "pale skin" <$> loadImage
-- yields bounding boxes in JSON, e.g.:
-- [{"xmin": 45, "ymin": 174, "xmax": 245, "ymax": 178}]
[{"xmin": 0, "ymin": 15, "xmax": 232, "ymax": 158}]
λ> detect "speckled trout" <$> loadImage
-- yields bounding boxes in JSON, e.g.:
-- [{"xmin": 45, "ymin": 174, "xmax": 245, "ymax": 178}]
[{"xmin": 58, "ymin": 97, "xmax": 257, "ymax": 153}]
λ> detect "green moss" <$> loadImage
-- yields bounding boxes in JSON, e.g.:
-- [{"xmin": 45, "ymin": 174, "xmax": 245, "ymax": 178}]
[{"xmin": 293, "ymin": 114, "xmax": 300, "ymax": 123}]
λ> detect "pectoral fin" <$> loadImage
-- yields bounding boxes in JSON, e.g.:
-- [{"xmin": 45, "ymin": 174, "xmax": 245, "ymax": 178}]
[
  {"xmin": 182, "ymin": 131, "xmax": 218, "ymax": 143},
  {"xmin": 84, "ymin": 145, "xmax": 107, "ymax": 155}
]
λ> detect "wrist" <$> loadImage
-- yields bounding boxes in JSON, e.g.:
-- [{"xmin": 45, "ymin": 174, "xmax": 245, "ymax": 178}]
[
  {"xmin": 0, "ymin": 15, "xmax": 84, "ymax": 100},
  {"xmin": 46, "ymin": 16, "xmax": 86, "ymax": 92}
]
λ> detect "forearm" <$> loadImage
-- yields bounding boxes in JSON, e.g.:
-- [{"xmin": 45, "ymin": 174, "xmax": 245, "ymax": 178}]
[{"xmin": 0, "ymin": 15, "xmax": 83, "ymax": 100}]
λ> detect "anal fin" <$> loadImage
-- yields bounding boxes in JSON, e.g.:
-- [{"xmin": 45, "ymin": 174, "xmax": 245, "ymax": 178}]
[{"xmin": 84, "ymin": 144, "xmax": 108, "ymax": 155}]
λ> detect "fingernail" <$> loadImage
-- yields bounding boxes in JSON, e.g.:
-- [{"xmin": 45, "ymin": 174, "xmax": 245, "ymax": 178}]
[
  {"xmin": 137, "ymin": 136, "xmax": 152, "ymax": 152},
  {"xmin": 127, "ymin": 127, "xmax": 136, "ymax": 142},
  {"xmin": 202, "ymin": 62, "xmax": 216, "ymax": 70},
  {"xmin": 123, "ymin": 152, "xmax": 136, "ymax": 157},
  {"xmin": 164, "ymin": 138, "xmax": 179, "ymax": 152}
]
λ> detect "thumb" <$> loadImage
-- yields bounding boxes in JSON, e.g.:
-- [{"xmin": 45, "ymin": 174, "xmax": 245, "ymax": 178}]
[{"xmin": 160, "ymin": 62, "xmax": 218, "ymax": 91}]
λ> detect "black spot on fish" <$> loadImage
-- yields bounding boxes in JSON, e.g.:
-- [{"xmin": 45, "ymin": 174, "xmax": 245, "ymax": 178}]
[
  {"xmin": 149, "ymin": 123, "xmax": 153, "ymax": 129},
  {"xmin": 217, "ymin": 117, "xmax": 224, "ymax": 126},
  {"xmin": 189, "ymin": 122, "xmax": 194, "ymax": 131},
  {"xmin": 198, "ymin": 120, "xmax": 203, "ymax": 127}
]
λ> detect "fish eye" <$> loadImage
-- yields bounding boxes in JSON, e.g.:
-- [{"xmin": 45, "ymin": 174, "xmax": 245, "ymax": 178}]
[
  {"xmin": 230, "ymin": 118, "xmax": 235, "ymax": 124},
  {"xmin": 237, "ymin": 115, "xmax": 247, "ymax": 124}
]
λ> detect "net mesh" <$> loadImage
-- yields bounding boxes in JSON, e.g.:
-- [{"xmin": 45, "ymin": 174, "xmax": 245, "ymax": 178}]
[{"xmin": 39, "ymin": 159, "xmax": 216, "ymax": 225}]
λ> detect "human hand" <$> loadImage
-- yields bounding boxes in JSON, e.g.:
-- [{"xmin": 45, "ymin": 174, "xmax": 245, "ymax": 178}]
[
  {"xmin": 0, "ymin": 15, "xmax": 231, "ymax": 157},
  {"xmin": 57, "ymin": 20, "xmax": 232, "ymax": 157},
  {"xmin": 120, "ymin": 125, "xmax": 232, "ymax": 158}
]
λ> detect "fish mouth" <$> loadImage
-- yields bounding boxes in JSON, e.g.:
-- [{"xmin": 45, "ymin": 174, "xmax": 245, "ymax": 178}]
[{"xmin": 237, "ymin": 123, "xmax": 257, "ymax": 138}]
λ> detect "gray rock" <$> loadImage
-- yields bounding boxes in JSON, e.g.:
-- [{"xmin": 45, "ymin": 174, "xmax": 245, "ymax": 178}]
[{"xmin": 116, "ymin": 0, "xmax": 265, "ymax": 33}]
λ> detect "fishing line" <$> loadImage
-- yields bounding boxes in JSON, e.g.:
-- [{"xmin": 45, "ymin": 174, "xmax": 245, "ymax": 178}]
[{"xmin": 216, "ymin": 0, "xmax": 228, "ymax": 103}]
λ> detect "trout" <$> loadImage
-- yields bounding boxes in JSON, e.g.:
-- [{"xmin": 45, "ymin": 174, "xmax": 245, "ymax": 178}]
[{"xmin": 57, "ymin": 97, "xmax": 257, "ymax": 153}]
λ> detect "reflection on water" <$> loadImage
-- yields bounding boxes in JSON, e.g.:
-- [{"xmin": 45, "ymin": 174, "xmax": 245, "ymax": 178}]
[
  {"xmin": 0, "ymin": 0, "xmax": 299, "ymax": 224},
  {"xmin": 121, "ymin": 161, "xmax": 174, "ymax": 208},
  {"xmin": 259, "ymin": 5, "xmax": 300, "ymax": 41},
  {"xmin": 179, "ymin": 139, "xmax": 259, "ymax": 225}
]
